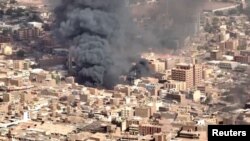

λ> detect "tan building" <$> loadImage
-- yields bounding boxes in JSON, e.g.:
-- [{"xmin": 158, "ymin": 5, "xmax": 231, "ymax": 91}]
[
  {"xmin": 202, "ymin": 68, "xmax": 213, "ymax": 80},
  {"xmin": 30, "ymin": 72, "xmax": 51, "ymax": 83},
  {"xmin": 197, "ymin": 85, "xmax": 210, "ymax": 94},
  {"xmin": 88, "ymin": 133, "xmax": 106, "ymax": 141},
  {"xmin": 234, "ymin": 55, "xmax": 249, "ymax": 64},
  {"xmin": 154, "ymin": 133, "xmax": 167, "ymax": 141},
  {"xmin": 0, "ymin": 35, "xmax": 11, "ymax": 43},
  {"xmin": 13, "ymin": 60, "xmax": 30, "ymax": 70},
  {"xmin": 210, "ymin": 50, "xmax": 222, "ymax": 60},
  {"xmin": 38, "ymin": 56, "xmax": 67, "ymax": 67},
  {"xmin": 192, "ymin": 90, "xmax": 201, "ymax": 102},
  {"xmin": 14, "ymin": 27, "xmax": 41, "ymax": 40},
  {"xmin": 193, "ymin": 64, "xmax": 203, "ymax": 87},
  {"xmin": 13, "ymin": 60, "xmax": 24, "ymax": 70},
  {"xmin": 172, "ymin": 63, "xmax": 194, "ymax": 89},
  {"xmin": 139, "ymin": 124, "xmax": 162, "ymax": 135},
  {"xmin": 134, "ymin": 106, "xmax": 151, "ymax": 118},
  {"xmin": 165, "ymin": 92, "xmax": 186, "ymax": 103},
  {"xmin": 219, "ymin": 31, "xmax": 230, "ymax": 42},
  {"xmin": 121, "ymin": 107, "xmax": 134, "ymax": 118},
  {"xmin": 225, "ymin": 39, "xmax": 238, "ymax": 50},
  {"xmin": 20, "ymin": 91, "xmax": 32, "ymax": 103},
  {"xmin": 149, "ymin": 59, "xmax": 166, "ymax": 73},
  {"xmin": 114, "ymin": 85, "xmax": 131, "ymax": 96},
  {"xmin": 80, "ymin": 94, "xmax": 88, "ymax": 102},
  {"xmin": 3, "ymin": 93, "xmax": 12, "ymax": 102},
  {"xmin": 129, "ymin": 124, "xmax": 139, "ymax": 135},
  {"xmin": 164, "ymin": 80, "xmax": 187, "ymax": 91},
  {"xmin": 0, "ymin": 43, "xmax": 12, "ymax": 55},
  {"xmin": 9, "ymin": 78, "xmax": 23, "ymax": 87},
  {"xmin": 219, "ymin": 61, "xmax": 238, "ymax": 70},
  {"xmin": 240, "ymin": 50, "xmax": 250, "ymax": 56},
  {"xmin": 3, "ymin": 93, "xmax": 20, "ymax": 103}
]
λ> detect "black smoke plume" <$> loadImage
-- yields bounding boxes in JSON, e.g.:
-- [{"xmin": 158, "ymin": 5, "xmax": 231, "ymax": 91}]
[
  {"xmin": 54, "ymin": 0, "xmax": 151, "ymax": 88},
  {"xmin": 54, "ymin": 0, "xmax": 205, "ymax": 88},
  {"xmin": 139, "ymin": 0, "xmax": 205, "ymax": 48},
  {"xmin": 127, "ymin": 59, "xmax": 152, "ymax": 83}
]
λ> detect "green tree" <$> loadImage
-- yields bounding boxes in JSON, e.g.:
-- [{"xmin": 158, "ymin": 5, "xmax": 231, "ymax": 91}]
[
  {"xmin": 55, "ymin": 75, "xmax": 61, "ymax": 84},
  {"xmin": 228, "ymin": 9, "xmax": 238, "ymax": 15},
  {"xmin": 238, "ymin": 46, "xmax": 246, "ymax": 50},
  {"xmin": 212, "ymin": 17, "xmax": 220, "ymax": 27},
  {"xmin": 16, "ymin": 50, "xmax": 25, "ymax": 58},
  {"xmin": 214, "ymin": 11, "xmax": 224, "ymax": 16},
  {"xmin": 205, "ymin": 95, "xmax": 212, "ymax": 104}
]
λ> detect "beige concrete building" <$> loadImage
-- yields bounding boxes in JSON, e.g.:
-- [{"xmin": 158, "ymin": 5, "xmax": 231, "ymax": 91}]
[
  {"xmin": 192, "ymin": 90, "xmax": 201, "ymax": 103},
  {"xmin": 20, "ymin": 91, "xmax": 33, "ymax": 103},
  {"xmin": 134, "ymin": 106, "xmax": 152, "ymax": 118},
  {"xmin": 13, "ymin": 60, "xmax": 24, "ymax": 70},
  {"xmin": 114, "ymin": 85, "xmax": 131, "ymax": 96},
  {"xmin": 210, "ymin": 50, "xmax": 222, "ymax": 60},
  {"xmin": 0, "ymin": 43, "xmax": 13, "ymax": 55},
  {"xmin": 193, "ymin": 64, "xmax": 203, "ymax": 87},
  {"xmin": 225, "ymin": 39, "xmax": 239, "ymax": 50},
  {"xmin": 150, "ymin": 59, "xmax": 166, "ymax": 73},
  {"xmin": 202, "ymin": 68, "xmax": 213, "ymax": 80},
  {"xmin": 164, "ymin": 80, "xmax": 187, "ymax": 91},
  {"xmin": 172, "ymin": 63, "xmax": 194, "ymax": 89}
]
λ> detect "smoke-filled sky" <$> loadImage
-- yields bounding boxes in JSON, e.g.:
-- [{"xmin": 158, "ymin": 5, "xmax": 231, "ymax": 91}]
[
  {"xmin": 54, "ymin": 0, "xmax": 205, "ymax": 88},
  {"xmin": 131, "ymin": 0, "xmax": 205, "ymax": 47}
]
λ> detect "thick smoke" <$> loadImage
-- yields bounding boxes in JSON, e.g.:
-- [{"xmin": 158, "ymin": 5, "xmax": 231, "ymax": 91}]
[
  {"xmin": 134, "ymin": 0, "xmax": 205, "ymax": 48},
  {"xmin": 54, "ymin": 0, "xmax": 205, "ymax": 88},
  {"xmin": 222, "ymin": 70, "xmax": 250, "ymax": 110},
  {"xmin": 166, "ymin": 0, "xmax": 205, "ymax": 39},
  {"xmin": 127, "ymin": 59, "xmax": 153, "ymax": 82},
  {"xmin": 55, "ymin": 0, "xmax": 151, "ymax": 88}
]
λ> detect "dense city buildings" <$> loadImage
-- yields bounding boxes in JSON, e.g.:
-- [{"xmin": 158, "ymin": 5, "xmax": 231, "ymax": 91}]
[{"xmin": 0, "ymin": 0, "xmax": 249, "ymax": 141}]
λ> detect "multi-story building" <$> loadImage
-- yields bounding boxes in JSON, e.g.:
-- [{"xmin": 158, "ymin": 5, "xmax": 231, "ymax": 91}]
[
  {"xmin": 0, "ymin": 35, "xmax": 11, "ymax": 43},
  {"xmin": 13, "ymin": 60, "xmax": 24, "ymax": 70},
  {"xmin": 171, "ymin": 63, "xmax": 194, "ymax": 89},
  {"xmin": 148, "ymin": 59, "xmax": 166, "ymax": 73},
  {"xmin": 134, "ymin": 106, "xmax": 152, "ymax": 118},
  {"xmin": 193, "ymin": 64, "xmax": 203, "ymax": 87},
  {"xmin": 9, "ymin": 78, "xmax": 23, "ymax": 87},
  {"xmin": 129, "ymin": 124, "xmax": 139, "ymax": 135},
  {"xmin": 218, "ymin": 61, "xmax": 239, "ymax": 70},
  {"xmin": 38, "ymin": 56, "xmax": 67, "ymax": 67},
  {"xmin": 153, "ymin": 133, "xmax": 167, "ymax": 141},
  {"xmin": 121, "ymin": 107, "xmax": 133, "ymax": 118},
  {"xmin": 240, "ymin": 50, "xmax": 250, "ymax": 56},
  {"xmin": 139, "ymin": 124, "xmax": 162, "ymax": 135},
  {"xmin": 225, "ymin": 39, "xmax": 239, "ymax": 50},
  {"xmin": 14, "ymin": 27, "xmax": 41, "ymax": 41},
  {"xmin": 210, "ymin": 50, "xmax": 222, "ymax": 60},
  {"xmin": 234, "ymin": 55, "xmax": 249, "ymax": 64},
  {"xmin": 155, "ymin": 59, "xmax": 166, "ymax": 73},
  {"xmin": 114, "ymin": 85, "xmax": 131, "ymax": 96},
  {"xmin": 13, "ymin": 60, "xmax": 30, "ymax": 70},
  {"xmin": 164, "ymin": 80, "xmax": 187, "ymax": 91},
  {"xmin": 165, "ymin": 92, "xmax": 186, "ymax": 103}
]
